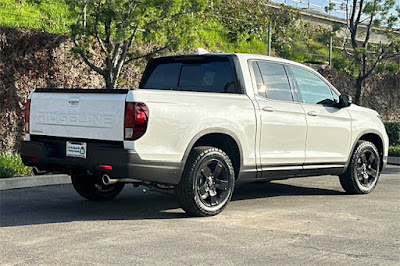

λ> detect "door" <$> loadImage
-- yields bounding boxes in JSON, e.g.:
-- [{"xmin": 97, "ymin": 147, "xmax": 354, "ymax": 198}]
[
  {"xmin": 289, "ymin": 66, "xmax": 352, "ymax": 166},
  {"xmin": 251, "ymin": 61, "xmax": 307, "ymax": 177}
]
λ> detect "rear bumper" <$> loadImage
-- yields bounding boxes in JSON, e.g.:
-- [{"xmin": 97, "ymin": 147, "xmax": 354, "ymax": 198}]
[{"xmin": 21, "ymin": 138, "xmax": 183, "ymax": 185}]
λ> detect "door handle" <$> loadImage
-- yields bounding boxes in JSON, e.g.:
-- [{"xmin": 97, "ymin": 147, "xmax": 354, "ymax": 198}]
[
  {"xmin": 307, "ymin": 111, "xmax": 318, "ymax": 116},
  {"xmin": 262, "ymin": 106, "xmax": 274, "ymax": 112}
]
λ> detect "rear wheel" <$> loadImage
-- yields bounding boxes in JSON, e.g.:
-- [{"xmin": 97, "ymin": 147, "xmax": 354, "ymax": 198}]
[
  {"xmin": 71, "ymin": 174, "xmax": 125, "ymax": 201},
  {"xmin": 176, "ymin": 146, "xmax": 235, "ymax": 217},
  {"xmin": 339, "ymin": 141, "xmax": 380, "ymax": 194}
]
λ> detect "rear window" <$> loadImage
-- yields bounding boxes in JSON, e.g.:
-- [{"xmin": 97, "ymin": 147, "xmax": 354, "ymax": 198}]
[{"xmin": 140, "ymin": 57, "xmax": 238, "ymax": 93}]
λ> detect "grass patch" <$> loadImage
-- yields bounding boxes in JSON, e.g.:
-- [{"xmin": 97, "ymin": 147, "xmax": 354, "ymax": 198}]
[
  {"xmin": 389, "ymin": 146, "xmax": 400, "ymax": 157},
  {"xmin": 0, "ymin": 153, "xmax": 32, "ymax": 178},
  {"xmin": 0, "ymin": 0, "xmax": 72, "ymax": 34}
]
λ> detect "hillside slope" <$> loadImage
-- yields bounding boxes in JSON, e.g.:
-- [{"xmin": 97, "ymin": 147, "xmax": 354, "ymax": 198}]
[{"xmin": 0, "ymin": 27, "xmax": 399, "ymax": 153}]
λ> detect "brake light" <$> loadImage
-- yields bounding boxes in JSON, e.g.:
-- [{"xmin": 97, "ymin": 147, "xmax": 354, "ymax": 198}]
[
  {"xmin": 28, "ymin": 157, "xmax": 39, "ymax": 162},
  {"xmin": 99, "ymin": 165, "xmax": 112, "ymax": 170},
  {"xmin": 124, "ymin": 102, "xmax": 149, "ymax": 141},
  {"xmin": 25, "ymin": 99, "xmax": 31, "ymax": 133}
]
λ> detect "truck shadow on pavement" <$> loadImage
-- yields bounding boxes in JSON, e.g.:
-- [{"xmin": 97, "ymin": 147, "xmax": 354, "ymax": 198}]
[
  {"xmin": 0, "ymin": 179, "xmax": 343, "ymax": 227},
  {"xmin": 0, "ymin": 181, "xmax": 344, "ymax": 227}
]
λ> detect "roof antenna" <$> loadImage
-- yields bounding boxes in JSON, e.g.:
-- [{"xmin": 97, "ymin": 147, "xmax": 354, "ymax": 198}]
[{"xmin": 196, "ymin": 48, "xmax": 209, "ymax": 55}]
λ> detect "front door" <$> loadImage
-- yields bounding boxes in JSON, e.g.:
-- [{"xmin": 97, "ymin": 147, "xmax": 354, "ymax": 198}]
[{"xmin": 289, "ymin": 66, "xmax": 352, "ymax": 168}]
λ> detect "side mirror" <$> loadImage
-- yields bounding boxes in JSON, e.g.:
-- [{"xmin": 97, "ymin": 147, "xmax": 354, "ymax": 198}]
[{"xmin": 337, "ymin": 94, "xmax": 352, "ymax": 108}]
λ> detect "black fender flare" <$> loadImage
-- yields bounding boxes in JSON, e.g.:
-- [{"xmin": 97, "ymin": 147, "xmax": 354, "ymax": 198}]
[
  {"xmin": 344, "ymin": 129, "xmax": 386, "ymax": 172},
  {"xmin": 180, "ymin": 127, "xmax": 244, "ymax": 173}
]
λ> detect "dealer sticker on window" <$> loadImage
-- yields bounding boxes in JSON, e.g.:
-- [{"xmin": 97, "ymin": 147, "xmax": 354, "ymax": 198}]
[{"xmin": 66, "ymin": 141, "xmax": 87, "ymax": 159}]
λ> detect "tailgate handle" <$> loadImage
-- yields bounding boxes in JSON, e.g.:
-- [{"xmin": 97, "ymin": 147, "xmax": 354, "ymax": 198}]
[{"xmin": 68, "ymin": 98, "xmax": 80, "ymax": 106}]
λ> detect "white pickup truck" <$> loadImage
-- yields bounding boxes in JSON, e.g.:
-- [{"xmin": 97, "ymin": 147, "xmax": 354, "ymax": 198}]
[{"xmin": 22, "ymin": 53, "xmax": 388, "ymax": 216}]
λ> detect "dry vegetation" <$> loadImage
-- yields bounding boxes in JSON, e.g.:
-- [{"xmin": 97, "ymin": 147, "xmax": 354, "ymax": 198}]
[
  {"xmin": 316, "ymin": 64, "xmax": 400, "ymax": 121},
  {"xmin": 0, "ymin": 27, "xmax": 144, "ymax": 153}
]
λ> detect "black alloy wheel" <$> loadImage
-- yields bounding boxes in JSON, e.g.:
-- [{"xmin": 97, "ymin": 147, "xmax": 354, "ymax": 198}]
[
  {"xmin": 176, "ymin": 146, "xmax": 235, "ymax": 217},
  {"xmin": 339, "ymin": 140, "xmax": 381, "ymax": 194},
  {"xmin": 195, "ymin": 158, "xmax": 231, "ymax": 208},
  {"xmin": 354, "ymin": 149, "xmax": 379, "ymax": 188}
]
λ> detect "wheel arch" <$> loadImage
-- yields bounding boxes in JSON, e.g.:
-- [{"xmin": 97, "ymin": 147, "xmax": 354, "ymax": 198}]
[
  {"xmin": 181, "ymin": 128, "xmax": 243, "ymax": 179},
  {"xmin": 345, "ymin": 131, "xmax": 385, "ymax": 172}
]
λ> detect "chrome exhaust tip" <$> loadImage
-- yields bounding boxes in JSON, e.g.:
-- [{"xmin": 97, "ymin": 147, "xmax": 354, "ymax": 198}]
[
  {"xmin": 102, "ymin": 174, "xmax": 141, "ymax": 185},
  {"xmin": 102, "ymin": 174, "xmax": 116, "ymax": 185}
]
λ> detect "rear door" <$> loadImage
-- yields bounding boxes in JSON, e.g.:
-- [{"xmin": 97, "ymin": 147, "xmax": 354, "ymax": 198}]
[
  {"xmin": 251, "ymin": 61, "xmax": 307, "ymax": 177},
  {"xmin": 288, "ymin": 66, "xmax": 352, "ymax": 166},
  {"xmin": 29, "ymin": 89, "xmax": 127, "ymax": 141}
]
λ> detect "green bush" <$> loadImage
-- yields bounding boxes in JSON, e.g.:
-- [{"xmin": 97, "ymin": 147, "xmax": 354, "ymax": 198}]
[
  {"xmin": 0, "ymin": 153, "xmax": 32, "ymax": 178},
  {"xmin": 384, "ymin": 122, "xmax": 400, "ymax": 146},
  {"xmin": 389, "ymin": 146, "xmax": 400, "ymax": 157}
]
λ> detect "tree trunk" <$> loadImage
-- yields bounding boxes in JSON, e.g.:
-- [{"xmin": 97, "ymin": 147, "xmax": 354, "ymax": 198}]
[
  {"xmin": 355, "ymin": 76, "xmax": 363, "ymax": 105},
  {"xmin": 104, "ymin": 73, "xmax": 115, "ymax": 90}
]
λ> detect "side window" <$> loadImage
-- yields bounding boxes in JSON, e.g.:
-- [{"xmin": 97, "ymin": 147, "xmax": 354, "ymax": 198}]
[
  {"xmin": 290, "ymin": 66, "xmax": 334, "ymax": 105},
  {"xmin": 252, "ymin": 61, "xmax": 264, "ymax": 89},
  {"xmin": 331, "ymin": 89, "xmax": 340, "ymax": 102},
  {"xmin": 252, "ymin": 61, "xmax": 293, "ymax": 102}
]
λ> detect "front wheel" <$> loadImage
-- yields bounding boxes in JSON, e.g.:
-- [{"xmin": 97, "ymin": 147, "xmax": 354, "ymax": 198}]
[
  {"xmin": 71, "ymin": 174, "xmax": 125, "ymax": 201},
  {"xmin": 176, "ymin": 146, "xmax": 235, "ymax": 217},
  {"xmin": 339, "ymin": 141, "xmax": 381, "ymax": 194}
]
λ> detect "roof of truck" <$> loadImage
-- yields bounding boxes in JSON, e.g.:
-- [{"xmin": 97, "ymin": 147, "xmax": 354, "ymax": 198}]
[
  {"xmin": 235, "ymin": 53, "xmax": 309, "ymax": 68},
  {"xmin": 154, "ymin": 52, "xmax": 310, "ymax": 69}
]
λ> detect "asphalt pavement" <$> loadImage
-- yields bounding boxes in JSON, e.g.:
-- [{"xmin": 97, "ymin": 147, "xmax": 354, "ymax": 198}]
[{"xmin": 1, "ymin": 166, "xmax": 399, "ymax": 265}]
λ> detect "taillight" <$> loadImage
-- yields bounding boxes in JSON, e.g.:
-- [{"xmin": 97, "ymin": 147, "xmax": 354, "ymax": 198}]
[
  {"xmin": 25, "ymin": 99, "xmax": 31, "ymax": 134},
  {"xmin": 124, "ymin": 102, "xmax": 149, "ymax": 141}
]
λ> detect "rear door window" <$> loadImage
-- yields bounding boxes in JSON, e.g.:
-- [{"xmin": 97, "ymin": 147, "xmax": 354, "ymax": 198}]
[
  {"xmin": 252, "ymin": 61, "xmax": 293, "ymax": 102},
  {"xmin": 141, "ymin": 57, "xmax": 237, "ymax": 93}
]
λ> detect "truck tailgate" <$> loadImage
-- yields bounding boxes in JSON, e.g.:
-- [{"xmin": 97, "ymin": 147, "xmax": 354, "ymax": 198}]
[{"xmin": 29, "ymin": 90, "xmax": 127, "ymax": 141}]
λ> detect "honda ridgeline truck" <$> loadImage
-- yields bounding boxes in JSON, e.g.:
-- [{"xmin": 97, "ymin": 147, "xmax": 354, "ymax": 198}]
[{"xmin": 21, "ymin": 52, "xmax": 389, "ymax": 216}]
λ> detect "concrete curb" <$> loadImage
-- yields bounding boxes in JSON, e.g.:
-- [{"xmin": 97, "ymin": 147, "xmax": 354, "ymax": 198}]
[
  {"xmin": 388, "ymin": 156, "xmax": 400, "ymax": 166},
  {"xmin": 0, "ymin": 174, "xmax": 71, "ymax": 191}
]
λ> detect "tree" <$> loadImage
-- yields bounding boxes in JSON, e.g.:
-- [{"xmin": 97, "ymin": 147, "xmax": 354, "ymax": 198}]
[
  {"xmin": 343, "ymin": 0, "xmax": 400, "ymax": 104},
  {"xmin": 208, "ymin": 1, "xmax": 299, "ymax": 49},
  {"xmin": 206, "ymin": 0, "xmax": 270, "ymax": 43},
  {"xmin": 208, "ymin": 1, "xmax": 310, "ymax": 60},
  {"xmin": 66, "ymin": 0, "xmax": 206, "ymax": 89}
]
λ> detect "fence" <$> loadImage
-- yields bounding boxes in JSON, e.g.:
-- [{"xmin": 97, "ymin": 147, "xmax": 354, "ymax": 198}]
[{"xmin": 271, "ymin": 0, "xmax": 400, "ymax": 28}]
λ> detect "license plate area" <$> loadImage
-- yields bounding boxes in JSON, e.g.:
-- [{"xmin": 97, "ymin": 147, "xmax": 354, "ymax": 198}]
[{"xmin": 66, "ymin": 141, "xmax": 87, "ymax": 159}]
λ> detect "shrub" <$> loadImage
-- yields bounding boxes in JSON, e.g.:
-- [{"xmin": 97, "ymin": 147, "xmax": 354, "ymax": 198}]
[
  {"xmin": 0, "ymin": 153, "xmax": 32, "ymax": 178},
  {"xmin": 384, "ymin": 122, "xmax": 400, "ymax": 146},
  {"xmin": 389, "ymin": 146, "xmax": 400, "ymax": 157}
]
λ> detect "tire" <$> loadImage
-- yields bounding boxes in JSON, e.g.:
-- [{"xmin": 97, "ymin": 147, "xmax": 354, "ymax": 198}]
[
  {"xmin": 71, "ymin": 174, "xmax": 125, "ymax": 201},
  {"xmin": 176, "ymin": 146, "xmax": 236, "ymax": 217},
  {"xmin": 339, "ymin": 141, "xmax": 381, "ymax": 194}
]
